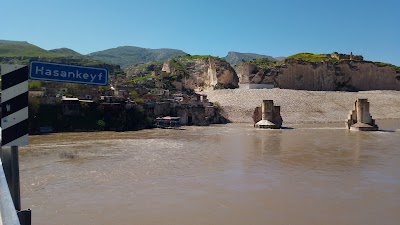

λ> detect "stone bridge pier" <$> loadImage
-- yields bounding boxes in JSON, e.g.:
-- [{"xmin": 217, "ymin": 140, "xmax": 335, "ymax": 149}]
[
  {"xmin": 253, "ymin": 100, "xmax": 282, "ymax": 129},
  {"xmin": 346, "ymin": 98, "xmax": 379, "ymax": 131}
]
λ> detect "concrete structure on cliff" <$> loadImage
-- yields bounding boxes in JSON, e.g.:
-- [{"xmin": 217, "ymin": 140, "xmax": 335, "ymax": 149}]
[
  {"xmin": 253, "ymin": 100, "xmax": 282, "ymax": 129},
  {"xmin": 346, "ymin": 99, "xmax": 379, "ymax": 131}
]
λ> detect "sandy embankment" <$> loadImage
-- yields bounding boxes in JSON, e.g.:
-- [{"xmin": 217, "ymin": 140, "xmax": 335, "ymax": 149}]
[{"xmin": 204, "ymin": 89, "xmax": 400, "ymax": 125}]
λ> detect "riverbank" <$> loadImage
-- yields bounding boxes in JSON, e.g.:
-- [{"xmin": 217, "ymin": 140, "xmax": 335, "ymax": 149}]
[{"xmin": 204, "ymin": 89, "xmax": 400, "ymax": 124}]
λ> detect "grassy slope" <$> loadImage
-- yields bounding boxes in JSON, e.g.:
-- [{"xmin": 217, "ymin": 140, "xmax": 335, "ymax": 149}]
[
  {"xmin": 49, "ymin": 48, "xmax": 83, "ymax": 57},
  {"xmin": 0, "ymin": 40, "xmax": 121, "ymax": 76},
  {"xmin": 287, "ymin": 52, "xmax": 400, "ymax": 73},
  {"xmin": 286, "ymin": 52, "xmax": 338, "ymax": 62},
  {"xmin": 0, "ymin": 40, "xmax": 60, "ymax": 58}
]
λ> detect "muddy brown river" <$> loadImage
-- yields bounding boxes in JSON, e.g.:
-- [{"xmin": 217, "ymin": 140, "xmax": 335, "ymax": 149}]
[{"xmin": 18, "ymin": 120, "xmax": 400, "ymax": 225}]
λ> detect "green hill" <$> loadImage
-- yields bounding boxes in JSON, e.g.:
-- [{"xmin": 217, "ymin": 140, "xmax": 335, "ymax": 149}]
[
  {"xmin": 286, "ymin": 52, "xmax": 339, "ymax": 62},
  {"xmin": 0, "ymin": 40, "xmax": 60, "ymax": 58},
  {"xmin": 0, "ymin": 40, "xmax": 122, "ymax": 76},
  {"xmin": 223, "ymin": 51, "xmax": 277, "ymax": 65},
  {"xmin": 49, "ymin": 48, "xmax": 83, "ymax": 57},
  {"xmin": 88, "ymin": 46, "xmax": 187, "ymax": 68}
]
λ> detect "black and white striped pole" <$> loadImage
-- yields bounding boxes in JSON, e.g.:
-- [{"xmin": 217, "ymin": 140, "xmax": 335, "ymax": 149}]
[{"xmin": 1, "ymin": 64, "xmax": 31, "ymax": 225}]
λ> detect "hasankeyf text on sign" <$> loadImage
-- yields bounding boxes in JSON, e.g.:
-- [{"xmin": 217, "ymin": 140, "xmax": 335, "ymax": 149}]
[{"xmin": 29, "ymin": 61, "xmax": 108, "ymax": 86}]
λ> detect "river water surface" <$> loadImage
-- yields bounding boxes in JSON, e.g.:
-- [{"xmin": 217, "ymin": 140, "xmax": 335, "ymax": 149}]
[{"xmin": 19, "ymin": 120, "xmax": 400, "ymax": 225}]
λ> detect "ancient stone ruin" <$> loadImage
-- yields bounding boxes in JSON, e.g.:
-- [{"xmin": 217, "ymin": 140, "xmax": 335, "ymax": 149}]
[
  {"xmin": 253, "ymin": 100, "xmax": 282, "ymax": 129},
  {"xmin": 329, "ymin": 52, "xmax": 364, "ymax": 61},
  {"xmin": 346, "ymin": 98, "xmax": 379, "ymax": 131}
]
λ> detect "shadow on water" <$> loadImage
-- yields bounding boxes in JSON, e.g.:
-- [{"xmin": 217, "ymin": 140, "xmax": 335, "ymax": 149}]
[
  {"xmin": 253, "ymin": 126, "xmax": 293, "ymax": 130},
  {"xmin": 376, "ymin": 129, "xmax": 396, "ymax": 133},
  {"xmin": 280, "ymin": 126, "xmax": 294, "ymax": 130}
]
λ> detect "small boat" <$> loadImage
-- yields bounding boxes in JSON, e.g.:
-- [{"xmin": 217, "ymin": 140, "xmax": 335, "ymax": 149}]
[{"xmin": 155, "ymin": 116, "xmax": 182, "ymax": 129}]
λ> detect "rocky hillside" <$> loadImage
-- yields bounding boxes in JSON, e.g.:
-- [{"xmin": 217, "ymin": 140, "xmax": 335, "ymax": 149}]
[
  {"xmin": 222, "ymin": 51, "xmax": 276, "ymax": 65},
  {"xmin": 235, "ymin": 54, "xmax": 400, "ymax": 91},
  {"xmin": 89, "ymin": 46, "xmax": 187, "ymax": 68},
  {"xmin": 2, "ymin": 41, "xmax": 399, "ymax": 92},
  {"xmin": 125, "ymin": 55, "xmax": 239, "ymax": 91}
]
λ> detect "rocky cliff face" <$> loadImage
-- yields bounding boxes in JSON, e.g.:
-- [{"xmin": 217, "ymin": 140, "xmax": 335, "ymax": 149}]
[
  {"xmin": 162, "ymin": 57, "xmax": 239, "ymax": 90},
  {"xmin": 235, "ymin": 59, "xmax": 400, "ymax": 91}
]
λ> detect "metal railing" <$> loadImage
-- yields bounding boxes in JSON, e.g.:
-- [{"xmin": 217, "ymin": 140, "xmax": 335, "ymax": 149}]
[{"xmin": 0, "ymin": 158, "xmax": 20, "ymax": 225}]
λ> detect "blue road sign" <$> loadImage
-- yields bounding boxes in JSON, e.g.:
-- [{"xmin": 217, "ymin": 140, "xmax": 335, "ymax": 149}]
[{"xmin": 29, "ymin": 61, "xmax": 108, "ymax": 86}]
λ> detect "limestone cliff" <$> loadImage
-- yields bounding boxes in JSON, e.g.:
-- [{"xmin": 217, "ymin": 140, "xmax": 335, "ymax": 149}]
[
  {"xmin": 161, "ymin": 56, "xmax": 239, "ymax": 90},
  {"xmin": 235, "ymin": 59, "xmax": 400, "ymax": 91}
]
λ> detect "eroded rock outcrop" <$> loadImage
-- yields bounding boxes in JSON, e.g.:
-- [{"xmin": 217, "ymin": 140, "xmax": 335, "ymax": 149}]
[
  {"xmin": 236, "ymin": 59, "xmax": 400, "ymax": 91},
  {"xmin": 162, "ymin": 56, "xmax": 239, "ymax": 90},
  {"xmin": 124, "ymin": 56, "xmax": 239, "ymax": 91}
]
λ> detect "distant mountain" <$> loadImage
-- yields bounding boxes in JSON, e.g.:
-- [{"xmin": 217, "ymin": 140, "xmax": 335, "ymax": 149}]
[
  {"xmin": 49, "ymin": 48, "xmax": 83, "ymax": 57},
  {"xmin": 88, "ymin": 46, "xmax": 187, "ymax": 68},
  {"xmin": 0, "ymin": 41, "xmax": 281, "ymax": 68},
  {"xmin": 274, "ymin": 56, "xmax": 286, "ymax": 62},
  {"xmin": 0, "ymin": 40, "xmax": 60, "ymax": 58},
  {"xmin": 223, "ymin": 51, "xmax": 277, "ymax": 65},
  {"xmin": 0, "ymin": 40, "xmax": 187, "ymax": 69},
  {"xmin": 0, "ymin": 40, "xmax": 122, "ymax": 75}
]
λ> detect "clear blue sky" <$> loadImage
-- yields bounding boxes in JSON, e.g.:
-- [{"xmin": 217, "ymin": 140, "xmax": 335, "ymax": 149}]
[{"xmin": 2, "ymin": 0, "xmax": 399, "ymax": 65}]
